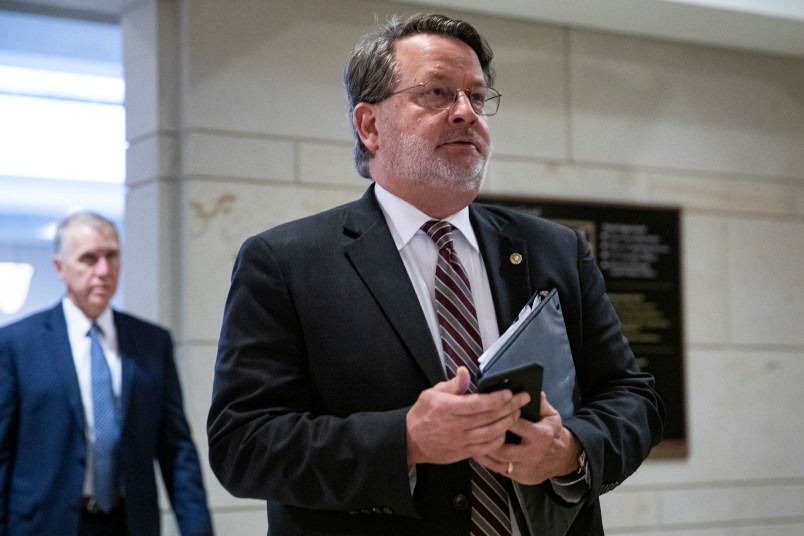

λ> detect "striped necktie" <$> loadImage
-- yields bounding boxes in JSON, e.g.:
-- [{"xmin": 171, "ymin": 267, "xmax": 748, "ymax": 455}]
[
  {"xmin": 88, "ymin": 324, "xmax": 121, "ymax": 512},
  {"xmin": 422, "ymin": 220, "xmax": 513, "ymax": 536}
]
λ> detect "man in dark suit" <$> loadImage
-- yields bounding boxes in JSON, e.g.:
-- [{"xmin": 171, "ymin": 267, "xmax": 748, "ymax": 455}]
[
  {"xmin": 0, "ymin": 212, "xmax": 213, "ymax": 536},
  {"xmin": 208, "ymin": 13, "xmax": 664, "ymax": 536}
]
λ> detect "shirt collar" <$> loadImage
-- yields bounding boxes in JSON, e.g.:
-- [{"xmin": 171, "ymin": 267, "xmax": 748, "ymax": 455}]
[
  {"xmin": 62, "ymin": 297, "xmax": 114, "ymax": 339},
  {"xmin": 373, "ymin": 183, "xmax": 479, "ymax": 253}
]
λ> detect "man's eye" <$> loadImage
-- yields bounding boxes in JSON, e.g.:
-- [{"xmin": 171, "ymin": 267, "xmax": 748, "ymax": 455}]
[{"xmin": 427, "ymin": 86, "xmax": 451, "ymax": 98}]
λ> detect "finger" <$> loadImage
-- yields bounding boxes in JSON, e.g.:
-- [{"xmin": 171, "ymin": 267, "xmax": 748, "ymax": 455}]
[
  {"xmin": 539, "ymin": 391, "xmax": 559, "ymax": 418},
  {"xmin": 474, "ymin": 454, "xmax": 514, "ymax": 478},
  {"xmin": 449, "ymin": 388, "xmax": 517, "ymax": 417},
  {"xmin": 432, "ymin": 366, "xmax": 472, "ymax": 395},
  {"xmin": 462, "ymin": 407, "xmax": 523, "ymax": 449},
  {"xmin": 512, "ymin": 391, "xmax": 531, "ymax": 411}
]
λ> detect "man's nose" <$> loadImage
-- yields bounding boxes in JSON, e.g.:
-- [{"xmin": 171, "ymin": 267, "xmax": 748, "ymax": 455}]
[
  {"xmin": 448, "ymin": 90, "xmax": 478, "ymax": 124},
  {"xmin": 95, "ymin": 257, "xmax": 110, "ymax": 275}
]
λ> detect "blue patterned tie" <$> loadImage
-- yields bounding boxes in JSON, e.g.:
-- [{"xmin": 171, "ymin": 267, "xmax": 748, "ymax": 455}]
[
  {"xmin": 88, "ymin": 324, "xmax": 121, "ymax": 512},
  {"xmin": 423, "ymin": 220, "xmax": 513, "ymax": 536}
]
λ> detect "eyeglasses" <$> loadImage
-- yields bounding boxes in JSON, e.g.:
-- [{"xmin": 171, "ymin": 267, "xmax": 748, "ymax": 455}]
[{"xmin": 388, "ymin": 81, "xmax": 502, "ymax": 116}]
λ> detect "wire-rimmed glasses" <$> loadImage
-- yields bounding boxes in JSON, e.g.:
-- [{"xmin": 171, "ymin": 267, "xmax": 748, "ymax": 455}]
[{"xmin": 388, "ymin": 82, "xmax": 502, "ymax": 116}]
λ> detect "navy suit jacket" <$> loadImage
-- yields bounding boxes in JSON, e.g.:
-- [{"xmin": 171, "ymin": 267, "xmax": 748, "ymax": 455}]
[
  {"xmin": 0, "ymin": 305, "xmax": 213, "ymax": 536},
  {"xmin": 208, "ymin": 185, "xmax": 664, "ymax": 535}
]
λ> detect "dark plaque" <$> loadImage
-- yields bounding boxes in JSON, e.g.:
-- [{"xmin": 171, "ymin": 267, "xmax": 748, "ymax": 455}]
[{"xmin": 479, "ymin": 195, "xmax": 686, "ymax": 458}]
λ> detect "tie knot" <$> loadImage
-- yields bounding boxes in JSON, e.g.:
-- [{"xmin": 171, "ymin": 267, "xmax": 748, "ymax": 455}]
[
  {"xmin": 422, "ymin": 220, "xmax": 455, "ymax": 250},
  {"xmin": 88, "ymin": 324, "xmax": 103, "ymax": 340}
]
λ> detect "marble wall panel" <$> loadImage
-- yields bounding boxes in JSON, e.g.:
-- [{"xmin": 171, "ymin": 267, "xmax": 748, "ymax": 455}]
[
  {"xmin": 179, "ymin": 179, "xmax": 359, "ymax": 342},
  {"xmin": 664, "ymin": 348, "xmax": 801, "ymax": 482},
  {"xmin": 599, "ymin": 487, "xmax": 660, "ymax": 529},
  {"xmin": 182, "ymin": 131, "xmax": 294, "ymax": 182},
  {"xmin": 661, "ymin": 482, "xmax": 804, "ymax": 526},
  {"xmin": 609, "ymin": 521, "xmax": 804, "ymax": 536},
  {"xmin": 124, "ymin": 179, "xmax": 180, "ymax": 328},
  {"xmin": 651, "ymin": 173, "xmax": 803, "ymax": 217},
  {"xmin": 484, "ymin": 158, "xmax": 652, "ymax": 202},
  {"xmin": 570, "ymin": 30, "xmax": 804, "ymax": 179},
  {"xmin": 181, "ymin": 0, "xmax": 571, "ymax": 161},
  {"xmin": 796, "ymin": 186, "xmax": 804, "ymax": 216},
  {"xmin": 124, "ymin": 0, "xmax": 179, "ymax": 140},
  {"xmin": 682, "ymin": 214, "xmax": 729, "ymax": 344},
  {"xmin": 726, "ymin": 217, "xmax": 804, "ymax": 345},
  {"xmin": 298, "ymin": 141, "xmax": 365, "ymax": 188},
  {"xmin": 201, "ymin": 508, "xmax": 266, "ymax": 536},
  {"xmin": 126, "ymin": 132, "xmax": 179, "ymax": 186},
  {"xmin": 182, "ymin": 0, "xmax": 369, "ymax": 139},
  {"xmin": 471, "ymin": 17, "xmax": 567, "ymax": 160}
]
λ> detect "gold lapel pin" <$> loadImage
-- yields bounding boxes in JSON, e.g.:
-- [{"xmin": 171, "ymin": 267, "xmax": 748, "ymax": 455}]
[{"xmin": 509, "ymin": 252, "xmax": 522, "ymax": 265}]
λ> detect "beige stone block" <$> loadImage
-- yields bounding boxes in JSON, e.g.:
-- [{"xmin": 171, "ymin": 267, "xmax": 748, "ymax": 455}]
[
  {"xmin": 662, "ymin": 482, "xmax": 804, "ymax": 526},
  {"xmin": 627, "ymin": 347, "xmax": 804, "ymax": 493},
  {"xmin": 727, "ymin": 217, "xmax": 804, "ymax": 345},
  {"xmin": 599, "ymin": 487, "xmax": 659, "ymax": 529},
  {"xmin": 684, "ymin": 349, "xmax": 804, "ymax": 481},
  {"xmin": 179, "ymin": 180, "xmax": 359, "ymax": 341},
  {"xmin": 570, "ymin": 30, "xmax": 804, "ymax": 179},
  {"xmin": 123, "ymin": 180, "xmax": 181, "ymax": 328},
  {"xmin": 652, "ymin": 173, "xmax": 802, "ymax": 217},
  {"xmin": 299, "ymin": 141, "xmax": 365, "ymax": 187},
  {"xmin": 483, "ymin": 159, "xmax": 651, "ymax": 202},
  {"xmin": 183, "ymin": 131, "xmax": 294, "ymax": 182},
  {"xmin": 126, "ymin": 132, "xmax": 179, "ymax": 186},
  {"xmin": 208, "ymin": 507, "xmax": 267, "ymax": 536},
  {"xmin": 477, "ymin": 17, "xmax": 568, "ymax": 159},
  {"xmin": 682, "ymin": 214, "xmax": 728, "ymax": 344},
  {"xmin": 182, "ymin": 0, "xmax": 360, "ymax": 140}
]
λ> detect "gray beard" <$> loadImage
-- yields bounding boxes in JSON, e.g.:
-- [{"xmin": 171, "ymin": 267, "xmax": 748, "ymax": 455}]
[{"xmin": 379, "ymin": 130, "xmax": 491, "ymax": 193}]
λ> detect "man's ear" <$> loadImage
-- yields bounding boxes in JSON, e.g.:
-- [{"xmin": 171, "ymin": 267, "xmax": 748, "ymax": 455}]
[
  {"xmin": 353, "ymin": 102, "xmax": 379, "ymax": 153},
  {"xmin": 53, "ymin": 256, "xmax": 66, "ymax": 282}
]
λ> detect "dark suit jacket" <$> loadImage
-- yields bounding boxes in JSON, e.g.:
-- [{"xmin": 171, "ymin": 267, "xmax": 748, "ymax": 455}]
[
  {"xmin": 208, "ymin": 185, "xmax": 664, "ymax": 535},
  {"xmin": 0, "ymin": 305, "xmax": 213, "ymax": 536}
]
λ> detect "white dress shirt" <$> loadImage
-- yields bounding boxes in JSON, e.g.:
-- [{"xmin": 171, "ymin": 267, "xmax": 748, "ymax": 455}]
[
  {"xmin": 374, "ymin": 184, "xmax": 500, "ymax": 366},
  {"xmin": 62, "ymin": 297, "xmax": 122, "ymax": 497}
]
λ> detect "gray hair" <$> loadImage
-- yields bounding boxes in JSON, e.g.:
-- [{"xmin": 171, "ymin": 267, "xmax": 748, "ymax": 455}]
[
  {"xmin": 53, "ymin": 211, "xmax": 118, "ymax": 255},
  {"xmin": 344, "ymin": 13, "xmax": 496, "ymax": 179}
]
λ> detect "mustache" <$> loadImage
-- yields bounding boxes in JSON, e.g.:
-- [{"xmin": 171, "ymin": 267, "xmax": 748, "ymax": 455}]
[{"xmin": 438, "ymin": 128, "xmax": 488, "ymax": 149}]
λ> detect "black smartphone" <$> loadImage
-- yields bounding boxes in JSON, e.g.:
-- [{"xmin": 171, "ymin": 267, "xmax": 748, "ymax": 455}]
[{"xmin": 477, "ymin": 362, "xmax": 543, "ymax": 422}]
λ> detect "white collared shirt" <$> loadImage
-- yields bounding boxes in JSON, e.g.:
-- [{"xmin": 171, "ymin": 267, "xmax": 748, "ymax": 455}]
[
  {"xmin": 62, "ymin": 297, "xmax": 122, "ymax": 496},
  {"xmin": 374, "ymin": 184, "xmax": 500, "ymax": 369}
]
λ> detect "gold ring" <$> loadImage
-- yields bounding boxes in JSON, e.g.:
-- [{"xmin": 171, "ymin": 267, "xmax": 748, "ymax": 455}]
[{"xmin": 507, "ymin": 462, "xmax": 514, "ymax": 475}]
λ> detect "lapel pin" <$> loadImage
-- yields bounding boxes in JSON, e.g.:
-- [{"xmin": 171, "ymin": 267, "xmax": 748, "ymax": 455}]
[{"xmin": 509, "ymin": 252, "xmax": 523, "ymax": 265}]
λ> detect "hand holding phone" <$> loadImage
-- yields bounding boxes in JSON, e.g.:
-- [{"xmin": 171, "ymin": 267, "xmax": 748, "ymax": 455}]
[{"xmin": 477, "ymin": 362, "xmax": 542, "ymax": 422}]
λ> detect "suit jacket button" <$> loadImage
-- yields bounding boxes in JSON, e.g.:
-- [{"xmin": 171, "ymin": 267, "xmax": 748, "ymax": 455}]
[{"xmin": 452, "ymin": 494, "xmax": 469, "ymax": 511}]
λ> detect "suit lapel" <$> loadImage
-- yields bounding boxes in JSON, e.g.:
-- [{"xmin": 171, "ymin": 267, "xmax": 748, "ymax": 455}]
[
  {"xmin": 342, "ymin": 187, "xmax": 446, "ymax": 386},
  {"xmin": 114, "ymin": 312, "xmax": 136, "ymax": 425},
  {"xmin": 470, "ymin": 206, "xmax": 533, "ymax": 333},
  {"xmin": 43, "ymin": 306, "xmax": 86, "ymax": 433},
  {"xmin": 340, "ymin": 192, "xmax": 541, "ymax": 385}
]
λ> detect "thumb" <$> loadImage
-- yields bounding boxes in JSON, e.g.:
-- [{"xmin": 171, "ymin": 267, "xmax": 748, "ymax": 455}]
[
  {"xmin": 539, "ymin": 391, "xmax": 560, "ymax": 419},
  {"xmin": 433, "ymin": 366, "xmax": 471, "ymax": 395}
]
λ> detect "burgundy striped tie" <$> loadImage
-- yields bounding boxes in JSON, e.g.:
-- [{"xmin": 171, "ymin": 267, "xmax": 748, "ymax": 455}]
[{"xmin": 422, "ymin": 220, "xmax": 513, "ymax": 536}]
